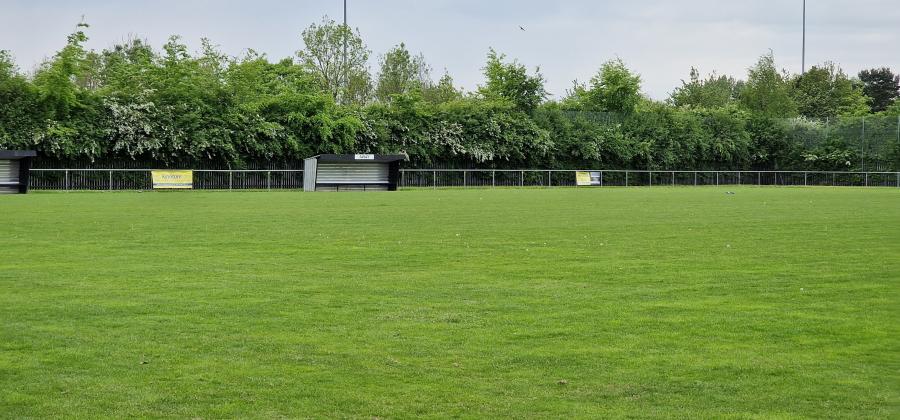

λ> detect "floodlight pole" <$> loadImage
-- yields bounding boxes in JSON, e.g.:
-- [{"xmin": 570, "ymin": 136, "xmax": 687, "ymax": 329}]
[
  {"xmin": 343, "ymin": 0, "xmax": 348, "ymax": 96},
  {"xmin": 802, "ymin": 0, "xmax": 806, "ymax": 74}
]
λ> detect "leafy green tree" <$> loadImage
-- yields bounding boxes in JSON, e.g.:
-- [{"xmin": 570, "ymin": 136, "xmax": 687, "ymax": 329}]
[
  {"xmin": 478, "ymin": 49, "xmax": 547, "ymax": 113},
  {"xmin": 0, "ymin": 50, "xmax": 45, "ymax": 148},
  {"xmin": 375, "ymin": 43, "xmax": 431, "ymax": 102},
  {"xmin": 791, "ymin": 63, "xmax": 869, "ymax": 119},
  {"xmin": 740, "ymin": 52, "xmax": 797, "ymax": 118},
  {"xmin": 96, "ymin": 38, "xmax": 156, "ymax": 96},
  {"xmin": 882, "ymin": 100, "xmax": 900, "ymax": 116},
  {"xmin": 32, "ymin": 22, "xmax": 93, "ymax": 117},
  {"xmin": 421, "ymin": 72, "xmax": 462, "ymax": 105},
  {"xmin": 296, "ymin": 16, "xmax": 371, "ymax": 106},
  {"xmin": 858, "ymin": 68, "xmax": 899, "ymax": 112},
  {"xmin": 585, "ymin": 59, "xmax": 643, "ymax": 114},
  {"xmin": 436, "ymin": 98, "xmax": 551, "ymax": 163},
  {"xmin": 670, "ymin": 67, "xmax": 742, "ymax": 109},
  {"xmin": 225, "ymin": 53, "xmax": 319, "ymax": 103},
  {"xmin": 4, "ymin": 18, "xmax": 898, "ymax": 171}
]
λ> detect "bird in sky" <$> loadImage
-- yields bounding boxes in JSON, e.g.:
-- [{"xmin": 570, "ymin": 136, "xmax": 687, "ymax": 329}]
[{"xmin": 519, "ymin": 26, "xmax": 526, "ymax": 31}]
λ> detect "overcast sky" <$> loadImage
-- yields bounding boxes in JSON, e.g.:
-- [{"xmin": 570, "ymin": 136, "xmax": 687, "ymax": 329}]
[{"xmin": 2, "ymin": 0, "xmax": 898, "ymax": 99}]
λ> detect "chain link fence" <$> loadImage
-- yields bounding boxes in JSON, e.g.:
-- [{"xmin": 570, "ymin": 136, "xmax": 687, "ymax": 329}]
[{"xmin": 780, "ymin": 115, "xmax": 900, "ymax": 171}]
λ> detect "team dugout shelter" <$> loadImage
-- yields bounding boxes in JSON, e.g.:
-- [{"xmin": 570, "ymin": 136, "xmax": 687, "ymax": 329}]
[
  {"xmin": 303, "ymin": 154, "xmax": 407, "ymax": 192},
  {"xmin": 0, "ymin": 150, "xmax": 36, "ymax": 194}
]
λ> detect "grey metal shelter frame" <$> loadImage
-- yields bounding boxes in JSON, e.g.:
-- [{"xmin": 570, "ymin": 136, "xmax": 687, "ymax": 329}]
[
  {"xmin": 303, "ymin": 154, "xmax": 406, "ymax": 192},
  {"xmin": 0, "ymin": 150, "xmax": 37, "ymax": 194}
]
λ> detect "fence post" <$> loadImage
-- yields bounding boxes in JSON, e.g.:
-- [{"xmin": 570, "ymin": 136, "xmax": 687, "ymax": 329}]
[
  {"xmin": 865, "ymin": 172, "xmax": 869, "ymax": 187},
  {"xmin": 716, "ymin": 172, "xmax": 719, "ymax": 186},
  {"xmin": 109, "ymin": 170, "xmax": 113, "ymax": 191},
  {"xmin": 758, "ymin": 172, "xmax": 761, "ymax": 186},
  {"xmin": 804, "ymin": 172, "xmax": 808, "ymax": 186},
  {"xmin": 433, "ymin": 171, "xmax": 436, "ymax": 190},
  {"xmin": 520, "ymin": 170, "xmax": 524, "ymax": 187},
  {"xmin": 65, "ymin": 170, "xmax": 69, "ymax": 191},
  {"xmin": 649, "ymin": 171, "xmax": 653, "ymax": 187},
  {"xmin": 492, "ymin": 170, "xmax": 495, "ymax": 188},
  {"xmin": 267, "ymin": 171, "xmax": 271, "ymax": 190},
  {"xmin": 672, "ymin": 171, "xmax": 675, "ymax": 186},
  {"xmin": 548, "ymin": 170, "xmax": 552, "ymax": 188},
  {"xmin": 600, "ymin": 171, "xmax": 604, "ymax": 187},
  {"xmin": 229, "ymin": 171, "xmax": 233, "ymax": 190},
  {"xmin": 738, "ymin": 172, "xmax": 741, "ymax": 185},
  {"xmin": 694, "ymin": 172, "xmax": 697, "ymax": 186},
  {"xmin": 463, "ymin": 171, "xmax": 467, "ymax": 189}
]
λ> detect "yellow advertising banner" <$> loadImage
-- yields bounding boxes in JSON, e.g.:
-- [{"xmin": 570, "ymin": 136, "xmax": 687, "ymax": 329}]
[
  {"xmin": 576, "ymin": 171, "xmax": 602, "ymax": 186},
  {"xmin": 576, "ymin": 171, "xmax": 593, "ymax": 186},
  {"xmin": 151, "ymin": 170, "xmax": 193, "ymax": 189}
]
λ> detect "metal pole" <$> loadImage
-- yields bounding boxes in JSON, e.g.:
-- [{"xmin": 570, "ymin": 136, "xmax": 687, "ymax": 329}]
[
  {"xmin": 672, "ymin": 171, "xmax": 675, "ymax": 186},
  {"xmin": 65, "ymin": 170, "xmax": 69, "ymax": 191},
  {"xmin": 804, "ymin": 172, "xmax": 808, "ymax": 186},
  {"xmin": 865, "ymin": 172, "xmax": 869, "ymax": 187},
  {"xmin": 433, "ymin": 170, "xmax": 436, "ymax": 190},
  {"xmin": 492, "ymin": 170, "xmax": 495, "ymax": 188},
  {"xmin": 716, "ymin": 172, "xmax": 719, "ymax": 186},
  {"xmin": 109, "ymin": 170, "xmax": 113, "ymax": 191},
  {"xmin": 229, "ymin": 171, "xmax": 233, "ymax": 190},
  {"xmin": 463, "ymin": 171, "xmax": 467, "ymax": 189},
  {"xmin": 802, "ymin": 0, "xmax": 806, "ymax": 74},
  {"xmin": 343, "ymin": 0, "xmax": 348, "ymax": 101},
  {"xmin": 694, "ymin": 172, "xmax": 697, "ymax": 186},
  {"xmin": 649, "ymin": 171, "xmax": 652, "ymax": 187},
  {"xmin": 548, "ymin": 170, "xmax": 552, "ymax": 188},
  {"xmin": 600, "ymin": 171, "xmax": 604, "ymax": 187},
  {"xmin": 758, "ymin": 172, "xmax": 761, "ymax": 186},
  {"xmin": 520, "ymin": 170, "xmax": 524, "ymax": 187},
  {"xmin": 267, "ymin": 171, "xmax": 271, "ymax": 190}
]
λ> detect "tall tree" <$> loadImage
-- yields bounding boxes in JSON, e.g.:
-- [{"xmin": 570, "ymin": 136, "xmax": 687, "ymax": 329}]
[
  {"xmin": 791, "ymin": 63, "xmax": 869, "ymax": 119},
  {"xmin": 669, "ymin": 67, "xmax": 742, "ymax": 109},
  {"xmin": 296, "ymin": 16, "xmax": 371, "ymax": 105},
  {"xmin": 858, "ymin": 67, "xmax": 899, "ymax": 112},
  {"xmin": 0, "ymin": 50, "xmax": 44, "ymax": 148},
  {"xmin": 376, "ymin": 43, "xmax": 431, "ymax": 102},
  {"xmin": 584, "ymin": 59, "xmax": 643, "ymax": 114},
  {"xmin": 478, "ymin": 49, "xmax": 546, "ymax": 113},
  {"xmin": 32, "ymin": 22, "xmax": 92, "ymax": 117},
  {"xmin": 739, "ymin": 52, "xmax": 797, "ymax": 118},
  {"xmin": 422, "ymin": 72, "xmax": 462, "ymax": 105}
]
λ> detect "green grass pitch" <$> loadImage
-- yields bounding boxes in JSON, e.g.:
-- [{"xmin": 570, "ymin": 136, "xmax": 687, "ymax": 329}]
[{"xmin": 1, "ymin": 188, "xmax": 898, "ymax": 418}]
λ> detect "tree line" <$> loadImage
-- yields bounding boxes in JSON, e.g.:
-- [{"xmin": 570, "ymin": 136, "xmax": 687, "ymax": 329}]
[{"xmin": 1, "ymin": 18, "xmax": 898, "ymax": 170}]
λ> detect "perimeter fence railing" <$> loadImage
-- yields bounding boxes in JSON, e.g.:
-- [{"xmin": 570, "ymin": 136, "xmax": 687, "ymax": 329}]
[
  {"xmin": 27, "ymin": 169, "xmax": 900, "ymax": 190},
  {"xmin": 399, "ymin": 170, "xmax": 900, "ymax": 188},
  {"xmin": 28, "ymin": 169, "xmax": 304, "ymax": 191}
]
